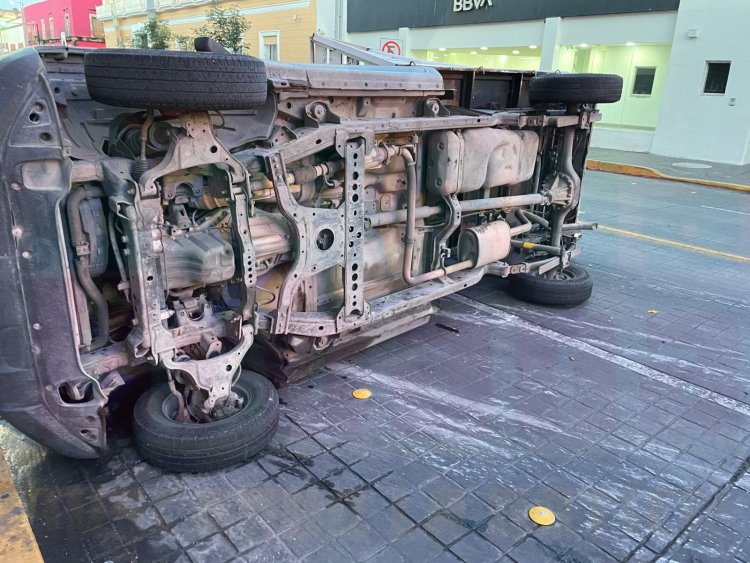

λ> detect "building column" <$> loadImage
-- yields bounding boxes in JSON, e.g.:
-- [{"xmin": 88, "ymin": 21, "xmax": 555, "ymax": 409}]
[
  {"xmin": 398, "ymin": 27, "xmax": 411, "ymax": 57},
  {"xmin": 539, "ymin": 17, "xmax": 561, "ymax": 71}
]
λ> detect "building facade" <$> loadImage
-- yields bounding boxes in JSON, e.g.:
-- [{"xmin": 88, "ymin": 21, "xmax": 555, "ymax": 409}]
[
  {"xmin": 96, "ymin": 0, "xmax": 318, "ymax": 63},
  {"xmin": 0, "ymin": 9, "xmax": 25, "ymax": 53},
  {"xmin": 344, "ymin": 0, "xmax": 750, "ymax": 165},
  {"xmin": 22, "ymin": 0, "xmax": 106, "ymax": 48}
]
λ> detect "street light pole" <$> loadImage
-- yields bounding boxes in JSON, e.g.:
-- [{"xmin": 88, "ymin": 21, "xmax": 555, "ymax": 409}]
[{"xmin": 13, "ymin": 0, "xmax": 27, "ymax": 48}]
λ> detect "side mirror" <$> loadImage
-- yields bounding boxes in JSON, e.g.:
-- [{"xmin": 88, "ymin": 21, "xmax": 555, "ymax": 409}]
[{"xmin": 194, "ymin": 36, "xmax": 231, "ymax": 54}]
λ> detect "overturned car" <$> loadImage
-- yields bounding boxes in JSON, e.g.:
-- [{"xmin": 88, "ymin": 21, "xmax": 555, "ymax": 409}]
[{"xmin": 0, "ymin": 45, "xmax": 621, "ymax": 471}]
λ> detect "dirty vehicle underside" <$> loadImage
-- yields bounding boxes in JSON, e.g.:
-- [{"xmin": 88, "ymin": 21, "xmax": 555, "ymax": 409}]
[{"xmin": 0, "ymin": 45, "xmax": 621, "ymax": 471}]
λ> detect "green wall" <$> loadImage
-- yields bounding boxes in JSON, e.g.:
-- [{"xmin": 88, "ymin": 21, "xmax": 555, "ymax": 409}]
[
  {"xmin": 557, "ymin": 44, "xmax": 672, "ymax": 128},
  {"xmin": 412, "ymin": 50, "xmax": 541, "ymax": 71}
]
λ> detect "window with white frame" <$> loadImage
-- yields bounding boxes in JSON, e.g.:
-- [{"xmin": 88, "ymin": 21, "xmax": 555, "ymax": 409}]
[
  {"xmin": 49, "ymin": 17, "xmax": 55, "ymax": 39},
  {"xmin": 65, "ymin": 13, "xmax": 72, "ymax": 36},
  {"xmin": 259, "ymin": 31, "xmax": 280, "ymax": 62},
  {"xmin": 40, "ymin": 19, "xmax": 46, "ymax": 40}
]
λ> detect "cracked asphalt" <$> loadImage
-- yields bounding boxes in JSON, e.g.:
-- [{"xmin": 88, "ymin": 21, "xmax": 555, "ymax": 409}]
[{"xmin": 1, "ymin": 170, "xmax": 749, "ymax": 562}]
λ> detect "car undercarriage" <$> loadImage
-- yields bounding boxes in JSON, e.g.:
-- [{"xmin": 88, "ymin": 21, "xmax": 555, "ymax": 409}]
[{"xmin": 0, "ymin": 44, "xmax": 621, "ymax": 471}]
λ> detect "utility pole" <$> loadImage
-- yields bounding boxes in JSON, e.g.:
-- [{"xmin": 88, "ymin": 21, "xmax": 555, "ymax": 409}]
[{"xmin": 13, "ymin": 0, "xmax": 27, "ymax": 48}]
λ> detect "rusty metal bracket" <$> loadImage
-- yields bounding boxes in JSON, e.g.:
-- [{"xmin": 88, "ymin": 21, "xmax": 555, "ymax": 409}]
[{"xmin": 337, "ymin": 139, "xmax": 370, "ymax": 324}]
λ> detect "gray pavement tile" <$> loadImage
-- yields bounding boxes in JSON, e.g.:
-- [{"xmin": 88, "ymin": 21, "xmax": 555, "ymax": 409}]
[
  {"xmin": 307, "ymin": 452, "xmax": 347, "ymax": 480},
  {"xmin": 316, "ymin": 501, "xmax": 361, "ymax": 537},
  {"xmin": 365, "ymin": 546, "xmax": 407, "ymax": 563},
  {"xmin": 344, "ymin": 485, "xmax": 390, "ymax": 519},
  {"xmin": 260, "ymin": 497, "xmax": 306, "ymax": 533},
  {"xmin": 421, "ymin": 475, "xmax": 466, "ymax": 506},
  {"xmin": 645, "ymin": 527, "xmax": 673, "ymax": 553},
  {"xmin": 350, "ymin": 454, "xmax": 395, "ymax": 483},
  {"xmin": 373, "ymin": 472, "xmax": 414, "ymax": 502},
  {"xmin": 335, "ymin": 521, "xmax": 388, "ymax": 561},
  {"xmin": 130, "ymin": 529, "xmax": 182, "ymax": 562},
  {"xmin": 590, "ymin": 524, "xmax": 639, "ymax": 560},
  {"xmin": 392, "ymin": 527, "xmax": 444, "ymax": 560},
  {"xmin": 711, "ymin": 487, "xmax": 750, "ymax": 534},
  {"xmin": 473, "ymin": 479, "xmax": 516, "ymax": 510},
  {"xmin": 560, "ymin": 536, "xmax": 619, "ymax": 562},
  {"xmin": 450, "ymin": 531, "xmax": 503, "ymax": 562},
  {"xmin": 507, "ymin": 537, "xmax": 557, "ymax": 562},
  {"xmin": 525, "ymin": 482, "xmax": 569, "ymax": 512},
  {"xmin": 448, "ymin": 493, "xmax": 494, "ymax": 527},
  {"xmin": 172, "ymin": 512, "xmax": 219, "ymax": 548},
  {"xmin": 478, "ymin": 515, "xmax": 525, "ymax": 552},
  {"xmin": 142, "ymin": 473, "xmax": 186, "ymax": 502},
  {"xmin": 80, "ymin": 521, "xmax": 127, "ymax": 560},
  {"xmin": 155, "ymin": 492, "xmax": 201, "ymax": 525},
  {"xmin": 275, "ymin": 466, "xmax": 317, "ymax": 494},
  {"xmin": 292, "ymin": 483, "xmax": 337, "ymax": 515},
  {"xmin": 543, "ymin": 470, "xmax": 588, "ymax": 500},
  {"xmin": 682, "ymin": 517, "xmax": 742, "ymax": 560},
  {"xmin": 367, "ymin": 505, "xmax": 414, "ymax": 541},
  {"xmin": 207, "ymin": 496, "xmax": 254, "ymax": 529},
  {"xmin": 398, "ymin": 460, "xmax": 442, "ymax": 487},
  {"xmin": 736, "ymin": 536, "xmax": 750, "ymax": 562},
  {"xmin": 279, "ymin": 520, "xmax": 330, "ymax": 558},
  {"xmin": 303, "ymin": 542, "xmax": 351, "ymax": 563},
  {"xmin": 68, "ymin": 500, "xmax": 112, "ymax": 534},
  {"xmin": 423, "ymin": 512, "xmax": 471, "ymax": 545},
  {"xmin": 396, "ymin": 490, "xmax": 442, "ymax": 523},
  {"xmin": 531, "ymin": 522, "xmax": 582, "ymax": 556},
  {"xmin": 323, "ymin": 468, "xmax": 367, "ymax": 499},
  {"xmin": 576, "ymin": 489, "xmax": 619, "ymax": 519},
  {"xmin": 226, "ymin": 516, "xmax": 274, "ymax": 553},
  {"xmin": 242, "ymin": 538, "xmax": 296, "ymax": 562},
  {"xmin": 187, "ymin": 533, "xmax": 236, "ymax": 563},
  {"xmin": 223, "ymin": 462, "xmax": 269, "ymax": 491}
]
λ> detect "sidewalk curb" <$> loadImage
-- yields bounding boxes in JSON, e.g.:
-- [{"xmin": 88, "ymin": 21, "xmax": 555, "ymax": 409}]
[
  {"xmin": 0, "ymin": 448, "xmax": 43, "ymax": 563},
  {"xmin": 586, "ymin": 160, "xmax": 750, "ymax": 192}
]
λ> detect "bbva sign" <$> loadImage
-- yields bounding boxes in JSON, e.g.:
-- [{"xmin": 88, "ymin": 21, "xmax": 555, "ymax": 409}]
[{"xmin": 453, "ymin": 0, "xmax": 494, "ymax": 12}]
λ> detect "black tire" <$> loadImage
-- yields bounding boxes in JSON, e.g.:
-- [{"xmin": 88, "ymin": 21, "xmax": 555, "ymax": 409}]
[
  {"xmin": 133, "ymin": 370, "xmax": 279, "ymax": 472},
  {"xmin": 509, "ymin": 264, "xmax": 593, "ymax": 307},
  {"xmin": 529, "ymin": 73, "xmax": 623, "ymax": 105},
  {"xmin": 84, "ymin": 49, "xmax": 267, "ymax": 111}
]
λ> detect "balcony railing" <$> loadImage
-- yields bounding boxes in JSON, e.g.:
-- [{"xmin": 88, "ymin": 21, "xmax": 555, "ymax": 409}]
[
  {"xmin": 96, "ymin": 0, "xmax": 147, "ymax": 20},
  {"xmin": 96, "ymin": 0, "xmax": 214, "ymax": 20}
]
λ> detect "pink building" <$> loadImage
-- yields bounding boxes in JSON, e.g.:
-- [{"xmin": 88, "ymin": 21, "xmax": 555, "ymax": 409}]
[{"xmin": 23, "ymin": 0, "xmax": 106, "ymax": 48}]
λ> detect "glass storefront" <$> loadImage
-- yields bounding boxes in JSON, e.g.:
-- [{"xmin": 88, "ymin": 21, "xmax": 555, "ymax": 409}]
[
  {"xmin": 412, "ymin": 46, "xmax": 541, "ymax": 71},
  {"xmin": 413, "ymin": 43, "xmax": 671, "ymax": 131},
  {"xmin": 557, "ymin": 43, "xmax": 672, "ymax": 129}
]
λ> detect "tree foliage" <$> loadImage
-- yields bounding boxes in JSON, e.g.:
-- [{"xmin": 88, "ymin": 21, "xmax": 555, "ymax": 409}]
[
  {"xmin": 174, "ymin": 35, "xmax": 195, "ymax": 51},
  {"xmin": 132, "ymin": 17, "xmax": 172, "ymax": 50},
  {"xmin": 194, "ymin": 3, "xmax": 249, "ymax": 54}
]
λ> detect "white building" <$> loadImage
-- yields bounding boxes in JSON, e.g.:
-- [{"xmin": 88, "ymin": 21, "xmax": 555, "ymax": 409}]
[
  {"xmin": 0, "ymin": 9, "xmax": 24, "ymax": 54},
  {"xmin": 324, "ymin": 0, "xmax": 750, "ymax": 165}
]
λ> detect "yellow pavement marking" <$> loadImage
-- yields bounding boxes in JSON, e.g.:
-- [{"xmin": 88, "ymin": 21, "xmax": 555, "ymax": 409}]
[
  {"xmin": 528, "ymin": 506, "xmax": 556, "ymax": 526},
  {"xmin": 0, "ymin": 448, "xmax": 44, "ymax": 563},
  {"xmin": 352, "ymin": 388, "xmax": 372, "ymax": 400},
  {"xmin": 598, "ymin": 225, "xmax": 750, "ymax": 263},
  {"xmin": 587, "ymin": 160, "xmax": 750, "ymax": 192}
]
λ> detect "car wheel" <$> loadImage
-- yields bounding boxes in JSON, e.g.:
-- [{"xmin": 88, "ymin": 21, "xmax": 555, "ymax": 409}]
[
  {"xmin": 133, "ymin": 370, "xmax": 279, "ymax": 472},
  {"xmin": 508, "ymin": 264, "xmax": 593, "ymax": 307},
  {"xmin": 84, "ymin": 49, "xmax": 267, "ymax": 111},
  {"xmin": 529, "ymin": 73, "xmax": 623, "ymax": 105}
]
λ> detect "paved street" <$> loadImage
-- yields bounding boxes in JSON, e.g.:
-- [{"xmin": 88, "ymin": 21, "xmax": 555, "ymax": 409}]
[{"xmin": 1, "ymin": 170, "xmax": 749, "ymax": 563}]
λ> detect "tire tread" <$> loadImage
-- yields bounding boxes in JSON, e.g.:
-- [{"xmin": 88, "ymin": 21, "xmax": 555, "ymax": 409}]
[{"xmin": 84, "ymin": 49, "xmax": 267, "ymax": 111}]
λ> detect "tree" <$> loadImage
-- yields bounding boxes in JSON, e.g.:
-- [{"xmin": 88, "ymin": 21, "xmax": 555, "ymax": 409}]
[
  {"xmin": 132, "ymin": 17, "xmax": 172, "ymax": 50},
  {"xmin": 194, "ymin": 3, "xmax": 248, "ymax": 54},
  {"xmin": 174, "ymin": 35, "xmax": 195, "ymax": 51}
]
